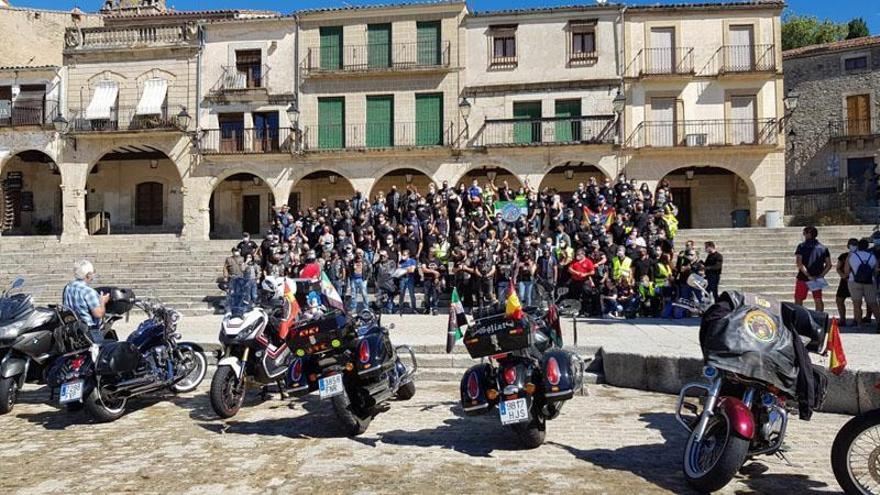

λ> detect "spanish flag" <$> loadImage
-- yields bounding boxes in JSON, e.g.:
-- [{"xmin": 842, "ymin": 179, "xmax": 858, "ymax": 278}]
[
  {"xmin": 505, "ymin": 281, "xmax": 523, "ymax": 321},
  {"xmin": 827, "ymin": 317, "xmax": 847, "ymax": 376}
]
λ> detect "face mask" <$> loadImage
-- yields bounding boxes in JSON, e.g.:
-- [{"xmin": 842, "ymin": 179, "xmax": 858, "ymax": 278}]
[{"xmin": 850, "ymin": 245, "xmax": 858, "ymax": 253}]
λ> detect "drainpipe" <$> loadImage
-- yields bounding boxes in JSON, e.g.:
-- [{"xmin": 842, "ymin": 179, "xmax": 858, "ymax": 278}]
[
  {"xmin": 293, "ymin": 13, "xmax": 301, "ymax": 152},
  {"xmin": 196, "ymin": 24, "xmax": 204, "ymax": 131},
  {"xmin": 616, "ymin": 5, "xmax": 627, "ymax": 173}
]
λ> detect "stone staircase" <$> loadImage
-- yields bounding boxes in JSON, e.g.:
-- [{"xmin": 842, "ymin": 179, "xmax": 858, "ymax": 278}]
[{"xmin": 0, "ymin": 226, "xmax": 876, "ymax": 317}]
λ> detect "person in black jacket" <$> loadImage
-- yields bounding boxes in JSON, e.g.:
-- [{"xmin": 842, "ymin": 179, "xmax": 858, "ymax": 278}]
[{"xmin": 704, "ymin": 241, "xmax": 723, "ymax": 299}]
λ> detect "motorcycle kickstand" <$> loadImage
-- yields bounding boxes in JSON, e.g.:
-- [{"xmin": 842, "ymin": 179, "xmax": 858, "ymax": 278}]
[
  {"xmin": 276, "ymin": 380, "xmax": 289, "ymax": 400},
  {"xmin": 773, "ymin": 449, "xmax": 795, "ymax": 467},
  {"xmin": 260, "ymin": 386, "xmax": 273, "ymax": 401}
]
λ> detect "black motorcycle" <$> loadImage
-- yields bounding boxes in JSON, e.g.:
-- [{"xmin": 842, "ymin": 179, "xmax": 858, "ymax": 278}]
[
  {"xmin": 284, "ymin": 284, "xmax": 416, "ymax": 436},
  {"xmin": 831, "ymin": 385, "xmax": 880, "ymax": 494},
  {"xmin": 48, "ymin": 289, "xmax": 207, "ymax": 422},
  {"xmin": 454, "ymin": 295, "xmax": 585, "ymax": 449}
]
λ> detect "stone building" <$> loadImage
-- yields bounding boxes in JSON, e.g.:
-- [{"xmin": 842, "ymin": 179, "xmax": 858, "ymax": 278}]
[
  {"xmin": 784, "ymin": 36, "xmax": 880, "ymax": 219},
  {"xmin": 0, "ymin": 0, "xmax": 789, "ymax": 240}
]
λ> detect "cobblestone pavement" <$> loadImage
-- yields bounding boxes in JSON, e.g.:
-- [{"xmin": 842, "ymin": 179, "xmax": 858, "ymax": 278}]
[{"xmin": 0, "ymin": 381, "xmax": 850, "ymax": 494}]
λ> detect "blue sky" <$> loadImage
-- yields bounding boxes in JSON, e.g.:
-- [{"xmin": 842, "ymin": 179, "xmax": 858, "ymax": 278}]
[{"xmin": 9, "ymin": 0, "xmax": 880, "ymax": 34}]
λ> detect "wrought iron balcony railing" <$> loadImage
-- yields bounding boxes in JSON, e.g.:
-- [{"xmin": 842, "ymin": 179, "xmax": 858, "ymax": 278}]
[
  {"xmin": 625, "ymin": 119, "xmax": 778, "ymax": 148},
  {"xmin": 829, "ymin": 118, "xmax": 879, "ymax": 139},
  {"xmin": 302, "ymin": 121, "xmax": 454, "ymax": 151},
  {"xmin": 214, "ymin": 64, "xmax": 271, "ymax": 92},
  {"xmin": 69, "ymin": 106, "xmax": 183, "ymax": 133},
  {"xmin": 303, "ymin": 41, "xmax": 451, "ymax": 74},
  {"xmin": 0, "ymin": 98, "xmax": 59, "ymax": 127},
  {"xmin": 200, "ymin": 127, "xmax": 294, "ymax": 154},
  {"xmin": 714, "ymin": 44, "xmax": 777, "ymax": 73},
  {"xmin": 471, "ymin": 116, "xmax": 616, "ymax": 147},
  {"xmin": 626, "ymin": 47, "xmax": 695, "ymax": 77}
]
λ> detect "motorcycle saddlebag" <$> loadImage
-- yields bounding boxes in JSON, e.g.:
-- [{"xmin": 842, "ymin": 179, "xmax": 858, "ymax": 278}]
[
  {"xmin": 286, "ymin": 310, "xmax": 348, "ymax": 357},
  {"xmin": 460, "ymin": 363, "xmax": 493, "ymax": 415},
  {"xmin": 96, "ymin": 341, "xmax": 141, "ymax": 375},
  {"xmin": 541, "ymin": 350, "xmax": 580, "ymax": 402}
]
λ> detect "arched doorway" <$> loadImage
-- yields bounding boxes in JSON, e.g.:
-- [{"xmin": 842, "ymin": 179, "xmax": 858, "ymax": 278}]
[
  {"xmin": 370, "ymin": 168, "xmax": 435, "ymax": 200},
  {"xmin": 0, "ymin": 150, "xmax": 62, "ymax": 235},
  {"xmin": 209, "ymin": 173, "xmax": 276, "ymax": 239},
  {"xmin": 289, "ymin": 171, "xmax": 355, "ymax": 213},
  {"xmin": 660, "ymin": 166, "xmax": 751, "ymax": 229},
  {"xmin": 85, "ymin": 147, "xmax": 183, "ymax": 234},
  {"xmin": 540, "ymin": 162, "xmax": 608, "ymax": 200},
  {"xmin": 458, "ymin": 166, "xmax": 525, "ymax": 195}
]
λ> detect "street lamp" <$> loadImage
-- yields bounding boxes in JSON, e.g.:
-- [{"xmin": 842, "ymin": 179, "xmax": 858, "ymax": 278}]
[
  {"xmin": 52, "ymin": 114, "xmax": 69, "ymax": 133},
  {"xmin": 458, "ymin": 97, "xmax": 471, "ymax": 119},
  {"xmin": 612, "ymin": 89, "xmax": 626, "ymax": 114},
  {"xmin": 783, "ymin": 88, "xmax": 799, "ymax": 115},
  {"xmin": 286, "ymin": 103, "xmax": 300, "ymax": 128},
  {"xmin": 177, "ymin": 107, "xmax": 192, "ymax": 130}
]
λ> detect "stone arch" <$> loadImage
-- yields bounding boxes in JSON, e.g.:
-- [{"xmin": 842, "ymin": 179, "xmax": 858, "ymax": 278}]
[
  {"xmin": 370, "ymin": 167, "xmax": 437, "ymax": 200},
  {"xmin": 657, "ymin": 165, "xmax": 756, "ymax": 229},
  {"xmin": 209, "ymin": 172, "xmax": 277, "ymax": 239},
  {"xmin": 85, "ymin": 148, "xmax": 184, "ymax": 234},
  {"xmin": 539, "ymin": 162, "xmax": 610, "ymax": 196},
  {"xmin": 289, "ymin": 170, "xmax": 357, "ymax": 213},
  {"xmin": 450, "ymin": 162, "xmax": 525, "ymax": 190},
  {"xmin": 0, "ymin": 150, "xmax": 63, "ymax": 235}
]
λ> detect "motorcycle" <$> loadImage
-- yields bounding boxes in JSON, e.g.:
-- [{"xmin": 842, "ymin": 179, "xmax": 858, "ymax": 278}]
[
  {"xmin": 674, "ymin": 274, "xmax": 830, "ymax": 492},
  {"xmin": 210, "ymin": 277, "xmax": 298, "ymax": 418},
  {"xmin": 455, "ymin": 291, "xmax": 585, "ymax": 449},
  {"xmin": 48, "ymin": 289, "xmax": 207, "ymax": 422},
  {"xmin": 283, "ymin": 279, "xmax": 417, "ymax": 436},
  {"xmin": 831, "ymin": 387, "xmax": 880, "ymax": 494}
]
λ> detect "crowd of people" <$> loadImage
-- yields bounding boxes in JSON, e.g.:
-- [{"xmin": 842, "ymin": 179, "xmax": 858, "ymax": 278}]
[{"xmin": 220, "ymin": 175, "xmax": 724, "ymax": 319}]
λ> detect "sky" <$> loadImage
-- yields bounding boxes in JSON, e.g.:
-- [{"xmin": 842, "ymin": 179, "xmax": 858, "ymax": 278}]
[{"xmin": 7, "ymin": 0, "xmax": 880, "ymax": 34}]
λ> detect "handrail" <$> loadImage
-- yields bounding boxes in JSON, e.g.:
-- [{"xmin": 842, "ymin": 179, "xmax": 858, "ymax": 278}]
[
  {"xmin": 303, "ymin": 41, "xmax": 451, "ymax": 73},
  {"xmin": 625, "ymin": 119, "xmax": 778, "ymax": 148}
]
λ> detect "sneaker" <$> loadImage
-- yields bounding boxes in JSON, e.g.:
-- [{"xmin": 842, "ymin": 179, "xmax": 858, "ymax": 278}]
[{"xmin": 431, "ymin": 309, "xmax": 437, "ymax": 316}]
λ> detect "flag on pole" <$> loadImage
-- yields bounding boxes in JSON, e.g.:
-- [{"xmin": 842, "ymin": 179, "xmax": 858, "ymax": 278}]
[
  {"xmin": 545, "ymin": 303, "xmax": 563, "ymax": 347},
  {"xmin": 277, "ymin": 279, "xmax": 300, "ymax": 340},
  {"xmin": 446, "ymin": 288, "xmax": 468, "ymax": 353},
  {"xmin": 320, "ymin": 271, "xmax": 345, "ymax": 311},
  {"xmin": 827, "ymin": 317, "xmax": 847, "ymax": 375},
  {"xmin": 505, "ymin": 281, "xmax": 523, "ymax": 320}
]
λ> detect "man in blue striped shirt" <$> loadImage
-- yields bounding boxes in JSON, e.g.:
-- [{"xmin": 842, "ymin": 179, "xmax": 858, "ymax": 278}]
[{"xmin": 62, "ymin": 260, "xmax": 109, "ymax": 330}]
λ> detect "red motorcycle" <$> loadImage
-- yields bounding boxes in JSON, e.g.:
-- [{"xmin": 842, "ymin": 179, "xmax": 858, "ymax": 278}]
[{"xmin": 831, "ymin": 383, "xmax": 880, "ymax": 494}]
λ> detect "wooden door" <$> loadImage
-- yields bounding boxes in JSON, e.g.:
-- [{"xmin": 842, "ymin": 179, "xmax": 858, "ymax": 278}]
[
  {"xmin": 671, "ymin": 187, "xmax": 692, "ymax": 229},
  {"xmin": 730, "ymin": 96, "xmax": 757, "ymax": 144},
  {"xmin": 650, "ymin": 98, "xmax": 676, "ymax": 146},
  {"xmin": 242, "ymin": 195, "xmax": 261, "ymax": 235},
  {"xmin": 728, "ymin": 25, "xmax": 755, "ymax": 71},
  {"xmin": 135, "ymin": 182, "xmax": 163, "ymax": 226},
  {"xmin": 847, "ymin": 94, "xmax": 871, "ymax": 136},
  {"xmin": 650, "ymin": 28, "xmax": 675, "ymax": 74}
]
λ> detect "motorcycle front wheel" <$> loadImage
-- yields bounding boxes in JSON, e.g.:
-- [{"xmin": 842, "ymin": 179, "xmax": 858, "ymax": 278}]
[
  {"xmin": 831, "ymin": 409, "xmax": 880, "ymax": 495},
  {"xmin": 683, "ymin": 412, "xmax": 750, "ymax": 493},
  {"xmin": 210, "ymin": 366, "xmax": 246, "ymax": 419},
  {"xmin": 331, "ymin": 388, "xmax": 372, "ymax": 436},
  {"xmin": 84, "ymin": 387, "xmax": 127, "ymax": 423},
  {"xmin": 0, "ymin": 376, "xmax": 19, "ymax": 414},
  {"xmin": 171, "ymin": 346, "xmax": 208, "ymax": 393}
]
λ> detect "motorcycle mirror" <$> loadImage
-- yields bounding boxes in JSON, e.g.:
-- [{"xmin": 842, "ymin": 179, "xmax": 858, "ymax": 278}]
[
  {"xmin": 10, "ymin": 277, "xmax": 24, "ymax": 290},
  {"xmin": 687, "ymin": 274, "xmax": 708, "ymax": 290}
]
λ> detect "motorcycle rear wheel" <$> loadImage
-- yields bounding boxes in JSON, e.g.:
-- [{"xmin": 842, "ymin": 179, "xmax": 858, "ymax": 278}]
[
  {"xmin": 512, "ymin": 415, "xmax": 546, "ymax": 449},
  {"xmin": 683, "ymin": 412, "xmax": 750, "ymax": 493},
  {"xmin": 396, "ymin": 380, "xmax": 416, "ymax": 401},
  {"xmin": 0, "ymin": 376, "xmax": 19, "ymax": 414},
  {"xmin": 331, "ymin": 388, "xmax": 372, "ymax": 436},
  {"xmin": 84, "ymin": 387, "xmax": 127, "ymax": 423},
  {"xmin": 831, "ymin": 409, "xmax": 880, "ymax": 495},
  {"xmin": 172, "ymin": 346, "xmax": 207, "ymax": 393},
  {"xmin": 210, "ymin": 366, "xmax": 246, "ymax": 419}
]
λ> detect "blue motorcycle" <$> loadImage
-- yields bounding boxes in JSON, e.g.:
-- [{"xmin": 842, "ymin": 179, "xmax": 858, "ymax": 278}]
[{"xmin": 48, "ymin": 289, "xmax": 207, "ymax": 423}]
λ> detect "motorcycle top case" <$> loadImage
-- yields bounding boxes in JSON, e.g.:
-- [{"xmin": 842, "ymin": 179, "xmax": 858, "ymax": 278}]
[
  {"xmin": 463, "ymin": 313, "xmax": 533, "ymax": 359},
  {"xmin": 699, "ymin": 291, "xmax": 797, "ymax": 397},
  {"xmin": 286, "ymin": 310, "xmax": 348, "ymax": 357},
  {"xmin": 96, "ymin": 341, "xmax": 142, "ymax": 375},
  {"xmin": 96, "ymin": 287, "xmax": 136, "ymax": 316}
]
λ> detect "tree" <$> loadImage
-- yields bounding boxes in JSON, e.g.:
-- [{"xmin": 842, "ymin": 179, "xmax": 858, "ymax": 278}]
[
  {"xmin": 781, "ymin": 11, "xmax": 853, "ymax": 50},
  {"xmin": 846, "ymin": 18, "xmax": 870, "ymax": 39}
]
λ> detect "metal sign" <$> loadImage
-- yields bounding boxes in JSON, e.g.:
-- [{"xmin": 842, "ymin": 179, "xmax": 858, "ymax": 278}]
[{"xmin": 0, "ymin": 101, "xmax": 10, "ymax": 119}]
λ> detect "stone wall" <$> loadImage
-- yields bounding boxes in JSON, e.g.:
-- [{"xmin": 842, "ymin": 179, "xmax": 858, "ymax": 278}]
[{"xmin": 0, "ymin": 8, "xmax": 101, "ymax": 67}]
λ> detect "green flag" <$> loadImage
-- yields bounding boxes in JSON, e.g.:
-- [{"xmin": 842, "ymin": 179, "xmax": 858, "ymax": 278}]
[{"xmin": 446, "ymin": 288, "xmax": 468, "ymax": 353}]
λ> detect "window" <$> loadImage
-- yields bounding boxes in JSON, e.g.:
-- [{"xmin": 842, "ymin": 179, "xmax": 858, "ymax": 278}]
[
  {"xmin": 367, "ymin": 23, "xmax": 392, "ymax": 69},
  {"xmin": 135, "ymin": 182, "xmax": 164, "ymax": 226},
  {"xmin": 366, "ymin": 95, "xmax": 394, "ymax": 148},
  {"xmin": 218, "ymin": 113, "xmax": 244, "ymax": 153},
  {"xmin": 253, "ymin": 112, "xmax": 280, "ymax": 152},
  {"xmin": 235, "ymin": 50, "xmax": 263, "ymax": 88},
  {"xmin": 318, "ymin": 97, "xmax": 345, "ymax": 149},
  {"xmin": 568, "ymin": 20, "xmax": 597, "ymax": 65},
  {"xmin": 489, "ymin": 25, "xmax": 517, "ymax": 67},
  {"xmin": 513, "ymin": 101, "xmax": 542, "ymax": 144},
  {"xmin": 320, "ymin": 26, "xmax": 343, "ymax": 70},
  {"xmin": 845, "ymin": 56, "xmax": 868, "ymax": 72},
  {"xmin": 416, "ymin": 93, "xmax": 443, "ymax": 146}
]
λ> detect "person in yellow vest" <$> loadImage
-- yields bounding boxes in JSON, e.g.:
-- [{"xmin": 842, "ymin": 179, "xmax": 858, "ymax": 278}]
[
  {"xmin": 663, "ymin": 203, "xmax": 679, "ymax": 243},
  {"xmin": 636, "ymin": 275, "xmax": 656, "ymax": 317},
  {"xmin": 611, "ymin": 246, "xmax": 633, "ymax": 284},
  {"xmin": 654, "ymin": 253, "xmax": 674, "ymax": 317}
]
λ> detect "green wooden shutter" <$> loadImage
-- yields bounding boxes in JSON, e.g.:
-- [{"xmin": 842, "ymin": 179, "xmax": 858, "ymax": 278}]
[
  {"xmin": 320, "ymin": 26, "xmax": 343, "ymax": 70},
  {"xmin": 417, "ymin": 21, "xmax": 441, "ymax": 66},
  {"xmin": 318, "ymin": 97, "xmax": 344, "ymax": 149},
  {"xmin": 368, "ymin": 24, "xmax": 392, "ymax": 69},
  {"xmin": 554, "ymin": 99, "xmax": 582, "ymax": 142},
  {"xmin": 366, "ymin": 95, "xmax": 394, "ymax": 148},
  {"xmin": 416, "ymin": 93, "xmax": 443, "ymax": 146},
  {"xmin": 513, "ymin": 101, "xmax": 542, "ymax": 144}
]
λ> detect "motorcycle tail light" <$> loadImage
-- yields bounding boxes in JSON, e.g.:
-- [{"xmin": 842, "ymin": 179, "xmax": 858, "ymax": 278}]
[
  {"xmin": 358, "ymin": 339, "xmax": 370, "ymax": 364},
  {"xmin": 467, "ymin": 371, "xmax": 480, "ymax": 399},
  {"xmin": 291, "ymin": 358, "xmax": 303, "ymax": 382},
  {"xmin": 71, "ymin": 356, "xmax": 85, "ymax": 371},
  {"xmin": 503, "ymin": 367, "xmax": 517, "ymax": 385},
  {"xmin": 486, "ymin": 388, "xmax": 498, "ymax": 401},
  {"xmin": 546, "ymin": 357, "xmax": 561, "ymax": 385}
]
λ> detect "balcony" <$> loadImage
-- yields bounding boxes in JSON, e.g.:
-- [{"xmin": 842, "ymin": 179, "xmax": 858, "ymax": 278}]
[
  {"xmin": 471, "ymin": 116, "xmax": 616, "ymax": 148},
  {"xmin": 302, "ymin": 121, "xmax": 454, "ymax": 151},
  {"xmin": 711, "ymin": 44, "xmax": 777, "ymax": 74},
  {"xmin": 200, "ymin": 128, "xmax": 294, "ymax": 154},
  {"xmin": 64, "ymin": 25, "xmax": 198, "ymax": 51},
  {"xmin": 69, "ymin": 106, "xmax": 184, "ymax": 133},
  {"xmin": 302, "ymin": 41, "xmax": 451, "ymax": 76},
  {"xmin": 625, "ymin": 119, "xmax": 778, "ymax": 149},
  {"xmin": 0, "ymin": 98, "xmax": 59, "ymax": 128},
  {"xmin": 626, "ymin": 47, "xmax": 695, "ymax": 78},
  {"xmin": 829, "ymin": 118, "xmax": 879, "ymax": 139}
]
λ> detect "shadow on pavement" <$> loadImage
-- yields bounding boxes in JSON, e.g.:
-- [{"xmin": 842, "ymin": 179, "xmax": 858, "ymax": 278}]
[
  {"xmin": 195, "ymin": 395, "xmax": 352, "ymax": 439},
  {"xmin": 15, "ymin": 395, "xmax": 162, "ymax": 430},
  {"xmin": 581, "ymin": 317, "xmax": 701, "ymax": 327},
  {"xmin": 371, "ymin": 403, "xmax": 529, "ymax": 457}
]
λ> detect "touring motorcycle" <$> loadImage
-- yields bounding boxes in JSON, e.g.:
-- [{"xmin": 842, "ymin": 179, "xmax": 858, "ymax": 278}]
[
  {"xmin": 48, "ymin": 289, "xmax": 207, "ymax": 422},
  {"xmin": 831, "ymin": 386, "xmax": 880, "ymax": 494},
  {"xmin": 456, "ymin": 293, "xmax": 585, "ymax": 449},
  {"xmin": 674, "ymin": 275, "xmax": 829, "ymax": 492}
]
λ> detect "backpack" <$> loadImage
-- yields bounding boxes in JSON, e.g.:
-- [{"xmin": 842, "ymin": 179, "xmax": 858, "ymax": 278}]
[{"xmin": 854, "ymin": 252, "xmax": 875, "ymax": 284}]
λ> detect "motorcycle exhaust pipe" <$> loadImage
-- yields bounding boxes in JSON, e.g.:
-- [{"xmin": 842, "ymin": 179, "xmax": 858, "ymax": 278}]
[{"xmin": 107, "ymin": 375, "xmax": 160, "ymax": 395}]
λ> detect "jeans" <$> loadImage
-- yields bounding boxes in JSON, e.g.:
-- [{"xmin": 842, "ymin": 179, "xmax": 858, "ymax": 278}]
[
  {"xmin": 424, "ymin": 279, "xmax": 439, "ymax": 312},
  {"xmin": 517, "ymin": 281, "xmax": 534, "ymax": 307},
  {"xmin": 706, "ymin": 272, "xmax": 721, "ymax": 299},
  {"xmin": 399, "ymin": 277, "xmax": 417, "ymax": 313},
  {"xmin": 348, "ymin": 278, "xmax": 369, "ymax": 313},
  {"xmin": 497, "ymin": 280, "xmax": 510, "ymax": 302},
  {"xmin": 379, "ymin": 288, "xmax": 396, "ymax": 314},
  {"xmin": 332, "ymin": 280, "xmax": 346, "ymax": 300}
]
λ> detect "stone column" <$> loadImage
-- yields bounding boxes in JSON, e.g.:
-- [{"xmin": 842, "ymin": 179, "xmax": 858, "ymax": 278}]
[
  {"xmin": 181, "ymin": 176, "xmax": 212, "ymax": 241},
  {"xmin": 349, "ymin": 178, "xmax": 376, "ymax": 200},
  {"xmin": 59, "ymin": 162, "xmax": 89, "ymax": 242}
]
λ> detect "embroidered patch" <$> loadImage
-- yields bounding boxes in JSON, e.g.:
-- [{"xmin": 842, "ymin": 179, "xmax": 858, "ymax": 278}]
[{"xmin": 744, "ymin": 310, "xmax": 778, "ymax": 343}]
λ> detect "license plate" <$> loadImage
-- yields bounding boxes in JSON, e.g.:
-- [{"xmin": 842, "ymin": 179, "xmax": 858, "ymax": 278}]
[
  {"xmin": 59, "ymin": 380, "xmax": 84, "ymax": 404},
  {"xmin": 318, "ymin": 374, "xmax": 344, "ymax": 399},
  {"xmin": 499, "ymin": 398, "xmax": 530, "ymax": 425}
]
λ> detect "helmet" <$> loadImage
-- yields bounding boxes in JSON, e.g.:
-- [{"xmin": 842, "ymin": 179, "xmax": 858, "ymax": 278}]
[{"xmin": 261, "ymin": 276, "xmax": 285, "ymax": 300}]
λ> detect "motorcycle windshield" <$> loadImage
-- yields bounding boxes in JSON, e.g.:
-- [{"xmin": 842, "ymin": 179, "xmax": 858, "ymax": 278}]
[{"xmin": 227, "ymin": 277, "xmax": 255, "ymax": 317}]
